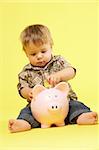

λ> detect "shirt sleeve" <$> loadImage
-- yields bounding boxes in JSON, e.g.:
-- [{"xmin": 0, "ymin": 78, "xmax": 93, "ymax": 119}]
[
  {"xmin": 57, "ymin": 56, "xmax": 76, "ymax": 73},
  {"xmin": 58, "ymin": 56, "xmax": 77, "ymax": 100},
  {"xmin": 17, "ymin": 71, "xmax": 29, "ymax": 98}
]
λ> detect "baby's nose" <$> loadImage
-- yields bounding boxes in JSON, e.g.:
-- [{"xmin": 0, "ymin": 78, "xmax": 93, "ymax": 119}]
[{"xmin": 37, "ymin": 53, "xmax": 42, "ymax": 59}]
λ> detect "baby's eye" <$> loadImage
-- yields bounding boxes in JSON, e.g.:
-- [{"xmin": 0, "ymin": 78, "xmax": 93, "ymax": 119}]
[
  {"xmin": 31, "ymin": 53, "xmax": 36, "ymax": 56},
  {"xmin": 41, "ymin": 50, "xmax": 46, "ymax": 53}
]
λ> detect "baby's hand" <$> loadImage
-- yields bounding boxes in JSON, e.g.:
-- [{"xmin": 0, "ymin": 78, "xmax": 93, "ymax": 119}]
[
  {"xmin": 28, "ymin": 89, "xmax": 33, "ymax": 101},
  {"xmin": 21, "ymin": 87, "xmax": 33, "ymax": 102},
  {"xmin": 46, "ymin": 72, "xmax": 61, "ymax": 87}
]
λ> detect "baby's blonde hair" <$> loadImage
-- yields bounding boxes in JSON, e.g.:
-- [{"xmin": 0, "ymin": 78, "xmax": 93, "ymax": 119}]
[{"xmin": 20, "ymin": 24, "xmax": 53, "ymax": 50}]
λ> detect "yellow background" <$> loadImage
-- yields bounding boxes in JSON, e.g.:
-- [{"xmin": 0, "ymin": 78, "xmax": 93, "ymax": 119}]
[{"xmin": 0, "ymin": 1, "xmax": 99, "ymax": 150}]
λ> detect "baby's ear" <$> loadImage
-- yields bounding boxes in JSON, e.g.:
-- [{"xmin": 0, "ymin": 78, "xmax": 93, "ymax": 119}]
[
  {"xmin": 32, "ymin": 84, "xmax": 46, "ymax": 98},
  {"xmin": 55, "ymin": 82, "xmax": 69, "ymax": 94}
]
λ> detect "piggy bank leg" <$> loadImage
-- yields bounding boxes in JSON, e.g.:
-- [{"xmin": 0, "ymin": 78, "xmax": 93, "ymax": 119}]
[
  {"xmin": 41, "ymin": 124, "xmax": 51, "ymax": 128},
  {"xmin": 55, "ymin": 121, "xmax": 65, "ymax": 127}
]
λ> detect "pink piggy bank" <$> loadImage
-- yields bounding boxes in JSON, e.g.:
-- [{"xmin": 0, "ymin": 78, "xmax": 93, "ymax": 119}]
[{"xmin": 31, "ymin": 82, "xmax": 70, "ymax": 128}]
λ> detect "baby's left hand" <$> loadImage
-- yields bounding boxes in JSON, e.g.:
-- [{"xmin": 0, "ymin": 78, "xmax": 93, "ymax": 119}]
[{"xmin": 46, "ymin": 72, "xmax": 61, "ymax": 87}]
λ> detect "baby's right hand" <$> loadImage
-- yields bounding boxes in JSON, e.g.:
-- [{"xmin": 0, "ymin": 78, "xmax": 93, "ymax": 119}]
[
  {"xmin": 27, "ymin": 88, "xmax": 33, "ymax": 101},
  {"xmin": 21, "ymin": 87, "xmax": 33, "ymax": 102}
]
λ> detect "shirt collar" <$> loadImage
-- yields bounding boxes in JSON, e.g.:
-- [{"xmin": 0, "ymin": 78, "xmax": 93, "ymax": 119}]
[{"xmin": 24, "ymin": 55, "xmax": 60, "ymax": 71}]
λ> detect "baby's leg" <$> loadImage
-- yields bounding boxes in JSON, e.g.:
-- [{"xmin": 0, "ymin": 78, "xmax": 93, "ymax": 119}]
[
  {"xmin": 8, "ymin": 119, "xmax": 31, "ymax": 133},
  {"xmin": 68, "ymin": 99, "xmax": 98, "ymax": 125},
  {"xmin": 76, "ymin": 112, "xmax": 98, "ymax": 125},
  {"xmin": 8, "ymin": 105, "xmax": 40, "ymax": 133}
]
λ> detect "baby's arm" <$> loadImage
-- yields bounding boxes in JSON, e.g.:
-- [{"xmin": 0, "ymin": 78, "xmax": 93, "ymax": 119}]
[
  {"xmin": 45, "ymin": 56, "xmax": 76, "ymax": 87},
  {"xmin": 17, "ymin": 70, "xmax": 34, "ymax": 102},
  {"xmin": 20, "ymin": 87, "xmax": 33, "ymax": 102},
  {"xmin": 46, "ymin": 67, "xmax": 75, "ymax": 86}
]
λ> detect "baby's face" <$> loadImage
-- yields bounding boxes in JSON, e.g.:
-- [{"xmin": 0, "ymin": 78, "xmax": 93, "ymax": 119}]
[{"xmin": 25, "ymin": 42, "xmax": 52, "ymax": 67}]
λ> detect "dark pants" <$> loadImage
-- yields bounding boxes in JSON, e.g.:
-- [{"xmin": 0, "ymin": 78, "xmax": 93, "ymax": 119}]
[{"xmin": 17, "ymin": 99, "xmax": 91, "ymax": 128}]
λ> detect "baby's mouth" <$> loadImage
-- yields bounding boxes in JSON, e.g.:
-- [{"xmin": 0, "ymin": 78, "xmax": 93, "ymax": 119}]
[{"xmin": 37, "ymin": 61, "xmax": 46, "ymax": 65}]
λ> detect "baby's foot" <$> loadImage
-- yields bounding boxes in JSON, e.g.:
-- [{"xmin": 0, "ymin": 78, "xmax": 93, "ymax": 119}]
[
  {"xmin": 77, "ymin": 112, "xmax": 98, "ymax": 125},
  {"xmin": 8, "ymin": 119, "xmax": 31, "ymax": 133}
]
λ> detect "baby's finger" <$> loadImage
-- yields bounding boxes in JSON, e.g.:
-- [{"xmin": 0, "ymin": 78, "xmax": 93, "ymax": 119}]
[{"xmin": 45, "ymin": 75, "xmax": 50, "ymax": 83}]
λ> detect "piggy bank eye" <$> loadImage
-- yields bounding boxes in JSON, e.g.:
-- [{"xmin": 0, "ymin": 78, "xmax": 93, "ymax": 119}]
[
  {"xmin": 48, "ymin": 95, "xmax": 51, "ymax": 98},
  {"xmin": 55, "ymin": 95, "xmax": 58, "ymax": 98}
]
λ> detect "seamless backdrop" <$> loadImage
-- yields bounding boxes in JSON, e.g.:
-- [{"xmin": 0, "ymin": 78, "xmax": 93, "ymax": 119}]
[
  {"xmin": 0, "ymin": 1, "xmax": 99, "ymax": 150},
  {"xmin": 0, "ymin": 1, "xmax": 98, "ymax": 120}
]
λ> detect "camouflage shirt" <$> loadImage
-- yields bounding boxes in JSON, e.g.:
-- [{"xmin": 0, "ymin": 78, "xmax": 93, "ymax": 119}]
[{"xmin": 17, "ymin": 55, "xmax": 78, "ymax": 100}]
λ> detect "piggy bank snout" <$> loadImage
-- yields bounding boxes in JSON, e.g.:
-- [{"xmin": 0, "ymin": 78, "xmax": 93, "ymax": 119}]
[{"xmin": 48, "ymin": 103, "xmax": 62, "ymax": 111}]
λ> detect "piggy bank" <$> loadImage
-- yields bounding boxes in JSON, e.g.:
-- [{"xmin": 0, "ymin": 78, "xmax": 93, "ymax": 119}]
[{"xmin": 31, "ymin": 82, "xmax": 70, "ymax": 128}]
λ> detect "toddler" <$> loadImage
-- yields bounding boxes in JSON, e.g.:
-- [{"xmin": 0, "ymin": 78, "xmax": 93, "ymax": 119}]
[{"xmin": 8, "ymin": 24, "xmax": 98, "ymax": 133}]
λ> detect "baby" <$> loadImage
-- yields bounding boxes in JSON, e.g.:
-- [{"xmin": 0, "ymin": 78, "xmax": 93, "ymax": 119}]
[{"xmin": 8, "ymin": 24, "xmax": 98, "ymax": 133}]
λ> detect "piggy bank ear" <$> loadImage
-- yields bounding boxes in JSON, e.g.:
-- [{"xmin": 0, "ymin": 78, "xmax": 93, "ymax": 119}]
[
  {"xmin": 32, "ymin": 84, "xmax": 46, "ymax": 98},
  {"xmin": 55, "ymin": 82, "xmax": 69, "ymax": 94}
]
